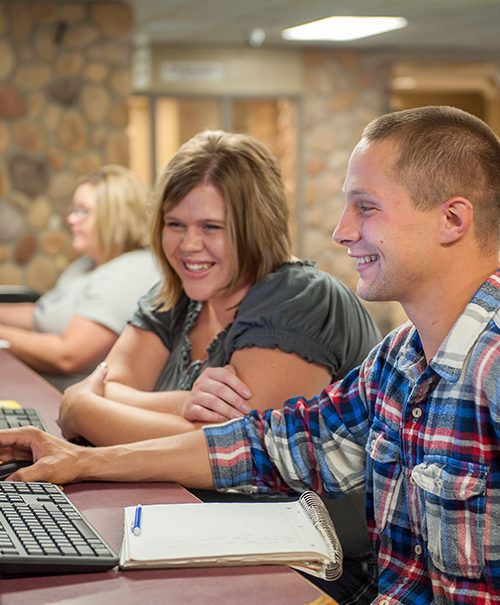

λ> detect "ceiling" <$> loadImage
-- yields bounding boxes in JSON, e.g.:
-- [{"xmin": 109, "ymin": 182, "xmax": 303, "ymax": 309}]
[{"xmin": 125, "ymin": 0, "xmax": 500, "ymax": 60}]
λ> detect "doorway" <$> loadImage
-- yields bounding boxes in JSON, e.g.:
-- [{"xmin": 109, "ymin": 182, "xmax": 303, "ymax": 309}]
[{"xmin": 128, "ymin": 94, "xmax": 300, "ymax": 251}]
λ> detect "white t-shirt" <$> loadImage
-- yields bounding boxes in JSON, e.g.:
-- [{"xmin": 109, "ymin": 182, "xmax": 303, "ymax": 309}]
[{"xmin": 33, "ymin": 249, "xmax": 160, "ymax": 390}]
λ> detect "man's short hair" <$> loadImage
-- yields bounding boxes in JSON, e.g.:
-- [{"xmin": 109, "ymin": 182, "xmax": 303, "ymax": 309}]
[
  {"xmin": 150, "ymin": 130, "xmax": 291, "ymax": 310},
  {"xmin": 363, "ymin": 106, "xmax": 500, "ymax": 246}
]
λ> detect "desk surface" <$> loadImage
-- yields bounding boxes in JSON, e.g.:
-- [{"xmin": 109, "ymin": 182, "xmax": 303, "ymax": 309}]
[{"xmin": 0, "ymin": 351, "xmax": 329, "ymax": 605}]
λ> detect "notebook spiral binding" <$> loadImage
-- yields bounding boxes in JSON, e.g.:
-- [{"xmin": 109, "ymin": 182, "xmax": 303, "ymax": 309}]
[{"xmin": 299, "ymin": 491, "xmax": 343, "ymax": 581}]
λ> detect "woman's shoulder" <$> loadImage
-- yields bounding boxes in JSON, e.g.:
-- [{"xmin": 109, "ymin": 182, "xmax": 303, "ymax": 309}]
[
  {"xmin": 88, "ymin": 250, "xmax": 161, "ymax": 291},
  {"xmin": 96, "ymin": 249, "xmax": 158, "ymax": 272},
  {"xmin": 234, "ymin": 260, "xmax": 351, "ymax": 335},
  {"xmin": 227, "ymin": 260, "xmax": 357, "ymax": 374},
  {"xmin": 56, "ymin": 255, "xmax": 95, "ymax": 283},
  {"xmin": 243, "ymin": 259, "xmax": 346, "ymax": 309},
  {"xmin": 134, "ymin": 287, "xmax": 191, "ymax": 324},
  {"xmin": 130, "ymin": 288, "xmax": 194, "ymax": 348},
  {"xmin": 230, "ymin": 260, "xmax": 381, "ymax": 379}
]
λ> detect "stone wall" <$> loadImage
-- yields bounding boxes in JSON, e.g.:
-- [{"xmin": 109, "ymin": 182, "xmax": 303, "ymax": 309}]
[
  {"xmin": 0, "ymin": 1, "xmax": 133, "ymax": 293},
  {"xmin": 301, "ymin": 49, "xmax": 408, "ymax": 334},
  {"xmin": 0, "ymin": 7, "xmax": 408, "ymax": 333}
]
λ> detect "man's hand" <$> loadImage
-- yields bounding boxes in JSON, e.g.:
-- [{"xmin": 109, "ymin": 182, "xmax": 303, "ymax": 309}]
[
  {"xmin": 0, "ymin": 426, "xmax": 86, "ymax": 484},
  {"xmin": 182, "ymin": 365, "xmax": 252, "ymax": 423},
  {"xmin": 0, "ymin": 425, "xmax": 216, "ymax": 489}
]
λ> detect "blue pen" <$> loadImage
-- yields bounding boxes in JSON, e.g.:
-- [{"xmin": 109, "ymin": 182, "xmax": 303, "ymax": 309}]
[{"xmin": 132, "ymin": 504, "xmax": 142, "ymax": 535}]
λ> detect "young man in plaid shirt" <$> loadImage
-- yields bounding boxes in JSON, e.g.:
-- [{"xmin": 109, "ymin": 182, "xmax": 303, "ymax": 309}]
[{"xmin": 2, "ymin": 106, "xmax": 500, "ymax": 604}]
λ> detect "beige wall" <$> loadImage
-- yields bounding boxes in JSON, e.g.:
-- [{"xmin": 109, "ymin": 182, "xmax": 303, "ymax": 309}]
[{"xmin": 0, "ymin": 1, "xmax": 133, "ymax": 293}]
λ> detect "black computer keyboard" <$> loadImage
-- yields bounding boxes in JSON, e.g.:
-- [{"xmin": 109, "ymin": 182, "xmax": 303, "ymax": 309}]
[
  {"xmin": 0, "ymin": 407, "xmax": 48, "ymax": 432},
  {"xmin": 0, "ymin": 482, "xmax": 119, "ymax": 575}
]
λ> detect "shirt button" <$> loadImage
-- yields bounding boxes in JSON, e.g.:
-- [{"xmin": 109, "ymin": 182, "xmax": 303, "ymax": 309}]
[
  {"xmin": 412, "ymin": 407, "xmax": 422, "ymax": 419},
  {"xmin": 415, "ymin": 544, "xmax": 423, "ymax": 556},
  {"xmin": 410, "ymin": 475, "xmax": 416, "ymax": 485},
  {"xmin": 379, "ymin": 601, "xmax": 390, "ymax": 605}
]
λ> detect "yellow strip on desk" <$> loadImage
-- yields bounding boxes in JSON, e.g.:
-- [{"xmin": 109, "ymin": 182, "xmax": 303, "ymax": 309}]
[{"xmin": 0, "ymin": 400, "xmax": 21, "ymax": 409}]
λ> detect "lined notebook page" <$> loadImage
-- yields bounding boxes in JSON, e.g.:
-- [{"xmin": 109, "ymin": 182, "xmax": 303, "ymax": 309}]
[{"xmin": 122, "ymin": 500, "xmax": 330, "ymax": 562}]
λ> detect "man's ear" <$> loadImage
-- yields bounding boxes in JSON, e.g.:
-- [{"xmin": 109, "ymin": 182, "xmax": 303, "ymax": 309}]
[{"xmin": 439, "ymin": 197, "xmax": 473, "ymax": 245}]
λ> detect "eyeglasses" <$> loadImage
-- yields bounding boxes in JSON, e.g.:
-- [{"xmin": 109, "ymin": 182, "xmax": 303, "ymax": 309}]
[{"xmin": 67, "ymin": 206, "xmax": 91, "ymax": 220}]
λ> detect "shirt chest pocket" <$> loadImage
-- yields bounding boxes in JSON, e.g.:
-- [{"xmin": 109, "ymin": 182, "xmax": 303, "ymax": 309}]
[
  {"xmin": 366, "ymin": 419, "xmax": 402, "ymax": 533},
  {"xmin": 412, "ymin": 458, "xmax": 488, "ymax": 579}
]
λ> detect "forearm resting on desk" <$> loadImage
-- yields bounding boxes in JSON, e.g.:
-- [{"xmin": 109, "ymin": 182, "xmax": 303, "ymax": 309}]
[
  {"xmin": 103, "ymin": 380, "xmax": 188, "ymax": 415},
  {"xmin": 0, "ymin": 318, "xmax": 117, "ymax": 374},
  {"xmin": 60, "ymin": 393, "xmax": 201, "ymax": 445},
  {"xmin": 0, "ymin": 426, "xmax": 215, "ymax": 489},
  {"xmin": 0, "ymin": 324, "xmax": 74, "ymax": 373},
  {"xmin": 59, "ymin": 366, "xmax": 195, "ymax": 445},
  {"xmin": 0, "ymin": 302, "xmax": 35, "ymax": 330}
]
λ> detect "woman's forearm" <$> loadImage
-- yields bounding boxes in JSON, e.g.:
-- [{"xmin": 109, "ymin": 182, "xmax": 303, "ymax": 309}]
[
  {"xmin": 103, "ymin": 381, "xmax": 188, "ymax": 416},
  {"xmin": 0, "ymin": 318, "xmax": 117, "ymax": 374},
  {"xmin": 59, "ymin": 364, "xmax": 195, "ymax": 446},
  {"xmin": 0, "ymin": 317, "xmax": 118, "ymax": 375},
  {"xmin": 0, "ymin": 302, "xmax": 35, "ymax": 330},
  {"xmin": 59, "ymin": 384, "xmax": 198, "ymax": 446},
  {"xmin": 59, "ymin": 394, "xmax": 201, "ymax": 446},
  {"xmin": 0, "ymin": 324, "xmax": 70, "ymax": 373}
]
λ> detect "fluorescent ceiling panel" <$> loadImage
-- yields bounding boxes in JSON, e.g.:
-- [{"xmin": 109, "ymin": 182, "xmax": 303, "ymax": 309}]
[{"xmin": 282, "ymin": 16, "xmax": 408, "ymax": 41}]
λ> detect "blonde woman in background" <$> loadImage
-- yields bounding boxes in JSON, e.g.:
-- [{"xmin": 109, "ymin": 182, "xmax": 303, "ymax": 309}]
[{"xmin": 0, "ymin": 165, "xmax": 160, "ymax": 390}]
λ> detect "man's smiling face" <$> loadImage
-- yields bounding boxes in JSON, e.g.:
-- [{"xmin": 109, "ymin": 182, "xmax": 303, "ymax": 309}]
[{"xmin": 334, "ymin": 138, "xmax": 442, "ymax": 307}]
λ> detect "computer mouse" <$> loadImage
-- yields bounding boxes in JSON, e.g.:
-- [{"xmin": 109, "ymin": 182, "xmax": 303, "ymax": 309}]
[{"xmin": 0, "ymin": 460, "xmax": 33, "ymax": 481}]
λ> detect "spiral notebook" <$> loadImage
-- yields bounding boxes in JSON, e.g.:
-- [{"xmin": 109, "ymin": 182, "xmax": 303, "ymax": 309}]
[{"xmin": 119, "ymin": 491, "xmax": 342, "ymax": 580}]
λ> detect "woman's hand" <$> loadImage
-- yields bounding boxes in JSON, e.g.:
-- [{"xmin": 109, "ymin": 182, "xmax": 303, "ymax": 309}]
[
  {"xmin": 0, "ymin": 426, "xmax": 87, "ymax": 484},
  {"xmin": 58, "ymin": 362, "xmax": 108, "ymax": 440},
  {"xmin": 182, "ymin": 365, "xmax": 252, "ymax": 423}
]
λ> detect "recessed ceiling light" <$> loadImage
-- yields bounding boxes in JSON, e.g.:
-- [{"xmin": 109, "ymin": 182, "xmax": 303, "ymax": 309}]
[
  {"xmin": 282, "ymin": 16, "xmax": 408, "ymax": 42},
  {"xmin": 249, "ymin": 28, "xmax": 266, "ymax": 48}
]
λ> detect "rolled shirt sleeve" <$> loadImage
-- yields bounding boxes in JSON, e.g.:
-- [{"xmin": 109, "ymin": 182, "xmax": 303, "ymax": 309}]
[{"xmin": 204, "ymin": 366, "xmax": 370, "ymax": 498}]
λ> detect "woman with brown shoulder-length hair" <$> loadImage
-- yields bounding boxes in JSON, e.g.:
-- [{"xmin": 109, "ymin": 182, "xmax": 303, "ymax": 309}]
[{"xmin": 59, "ymin": 130, "xmax": 380, "ymax": 444}]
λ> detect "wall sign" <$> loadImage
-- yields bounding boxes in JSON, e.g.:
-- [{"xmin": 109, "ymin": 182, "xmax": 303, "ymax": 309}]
[{"xmin": 160, "ymin": 62, "xmax": 223, "ymax": 82}]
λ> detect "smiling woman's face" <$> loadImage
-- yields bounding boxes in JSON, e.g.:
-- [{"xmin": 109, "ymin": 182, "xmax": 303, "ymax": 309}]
[{"xmin": 162, "ymin": 183, "xmax": 250, "ymax": 305}]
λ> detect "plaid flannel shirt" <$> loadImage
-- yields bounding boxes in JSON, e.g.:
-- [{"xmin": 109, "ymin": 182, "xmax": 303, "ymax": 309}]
[{"xmin": 204, "ymin": 270, "xmax": 500, "ymax": 604}]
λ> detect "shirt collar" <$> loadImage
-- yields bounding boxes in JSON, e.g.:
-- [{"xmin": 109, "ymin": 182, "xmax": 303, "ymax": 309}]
[
  {"xmin": 396, "ymin": 326, "xmax": 427, "ymax": 380},
  {"xmin": 429, "ymin": 269, "xmax": 500, "ymax": 381}
]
